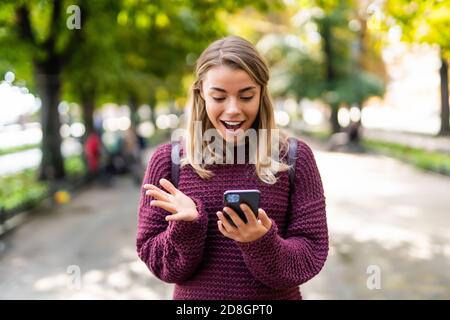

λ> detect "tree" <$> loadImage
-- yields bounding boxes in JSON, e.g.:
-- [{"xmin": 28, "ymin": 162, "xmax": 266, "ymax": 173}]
[
  {"xmin": 110, "ymin": 0, "xmax": 282, "ymax": 130},
  {"xmin": 62, "ymin": 1, "xmax": 122, "ymax": 135},
  {"xmin": 384, "ymin": 0, "xmax": 450, "ymax": 136},
  {"xmin": 0, "ymin": 0, "xmax": 98, "ymax": 180},
  {"xmin": 258, "ymin": 0, "xmax": 385, "ymax": 133},
  {"xmin": 314, "ymin": 0, "xmax": 385, "ymax": 133},
  {"xmin": 0, "ymin": 0, "xmax": 279, "ymax": 183}
]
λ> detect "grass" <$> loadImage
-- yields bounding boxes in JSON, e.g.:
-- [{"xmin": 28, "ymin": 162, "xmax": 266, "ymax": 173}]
[
  {"xmin": 0, "ymin": 144, "xmax": 39, "ymax": 156},
  {"xmin": 362, "ymin": 139, "xmax": 450, "ymax": 176},
  {"xmin": 0, "ymin": 155, "xmax": 87, "ymax": 214},
  {"xmin": 304, "ymin": 130, "xmax": 331, "ymax": 142},
  {"xmin": 297, "ymin": 128, "xmax": 450, "ymax": 176},
  {"xmin": 0, "ymin": 169, "xmax": 49, "ymax": 213}
]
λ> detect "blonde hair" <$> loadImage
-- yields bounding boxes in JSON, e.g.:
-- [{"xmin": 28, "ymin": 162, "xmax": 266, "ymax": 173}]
[{"xmin": 180, "ymin": 35, "xmax": 290, "ymax": 184}]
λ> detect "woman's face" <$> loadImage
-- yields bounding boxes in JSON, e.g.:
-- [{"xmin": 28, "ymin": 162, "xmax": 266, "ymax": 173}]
[{"xmin": 201, "ymin": 65, "xmax": 261, "ymax": 143}]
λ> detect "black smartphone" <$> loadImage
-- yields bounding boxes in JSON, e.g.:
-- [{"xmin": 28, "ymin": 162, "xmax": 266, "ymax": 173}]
[{"xmin": 223, "ymin": 189, "xmax": 261, "ymax": 226}]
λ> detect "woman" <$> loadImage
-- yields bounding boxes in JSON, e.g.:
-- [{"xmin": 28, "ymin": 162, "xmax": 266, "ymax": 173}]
[{"xmin": 136, "ymin": 35, "xmax": 328, "ymax": 300}]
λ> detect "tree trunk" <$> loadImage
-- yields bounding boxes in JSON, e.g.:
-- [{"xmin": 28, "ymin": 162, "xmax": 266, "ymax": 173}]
[
  {"xmin": 439, "ymin": 56, "xmax": 450, "ymax": 136},
  {"xmin": 36, "ymin": 60, "xmax": 65, "ymax": 180},
  {"xmin": 321, "ymin": 18, "xmax": 341, "ymax": 133},
  {"xmin": 129, "ymin": 94, "xmax": 139, "ymax": 130},
  {"xmin": 322, "ymin": 19, "xmax": 335, "ymax": 85},
  {"xmin": 330, "ymin": 104, "xmax": 341, "ymax": 133},
  {"xmin": 149, "ymin": 96, "xmax": 157, "ymax": 127},
  {"xmin": 81, "ymin": 92, "xmax": 95, "ymax": 135}
]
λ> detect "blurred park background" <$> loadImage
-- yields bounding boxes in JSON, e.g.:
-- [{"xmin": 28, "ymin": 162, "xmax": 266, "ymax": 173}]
[{"xmin": 1, "ymin": 0, "xmax": 450, "ymax": 299}]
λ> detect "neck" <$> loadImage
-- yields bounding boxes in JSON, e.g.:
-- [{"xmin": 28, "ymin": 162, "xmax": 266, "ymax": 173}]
[{"xmin": 223, "ymin": 140, "xmax": 250, "ymax": 164}]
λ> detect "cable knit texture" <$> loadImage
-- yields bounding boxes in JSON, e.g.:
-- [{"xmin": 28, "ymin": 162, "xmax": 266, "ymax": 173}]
[{"xmin": 136, "ymin": 138, "xmax": 328, "ymax": 300}]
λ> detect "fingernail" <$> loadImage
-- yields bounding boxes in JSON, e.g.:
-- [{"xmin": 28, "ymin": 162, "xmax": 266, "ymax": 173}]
[{"xmin": 150, "ymin": 200, "xmax": 154, "ymax": 205}]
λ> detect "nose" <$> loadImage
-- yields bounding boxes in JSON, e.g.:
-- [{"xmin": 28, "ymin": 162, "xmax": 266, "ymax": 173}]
[{"xmin": 224, "ymin": 97, "xmax": 241, "ymax": 116}]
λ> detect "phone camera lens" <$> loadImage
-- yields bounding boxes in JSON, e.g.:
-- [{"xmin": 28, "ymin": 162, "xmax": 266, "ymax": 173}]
[{"xmin": 227, "ymin": 194, "xmax": 239, "ymax": 203}]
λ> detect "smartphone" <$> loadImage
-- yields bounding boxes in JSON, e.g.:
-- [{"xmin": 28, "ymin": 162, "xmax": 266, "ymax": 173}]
[{"xmin": 223, "ymin": 189, "xmax": 261, "ymax": 226}]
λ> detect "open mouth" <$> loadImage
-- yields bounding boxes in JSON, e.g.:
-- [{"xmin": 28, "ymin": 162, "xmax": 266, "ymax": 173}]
[{"xmin": 220, "ymin": 120, "xmax": 245, "ymax": 131}]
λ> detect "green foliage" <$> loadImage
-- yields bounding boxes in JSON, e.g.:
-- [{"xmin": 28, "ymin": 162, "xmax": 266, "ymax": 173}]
[
  {"xmin": 1, "ymin": 0, "xmax": 282, "ymax": 105},
  {"xmin": 385, "ymin": 0, "xmax": 450, "ymax": 58},
  {"xmin": 262, "ymin": 0, "xmax": 385, "ymax": 107},
  {"xmin": 64, "ymin": 155, "xmax": 86, "ymax": 177},
  {"xmin": 147, "ymin": 128, "xmax": 171, "ymax": 147},
  {"xmin": 315, "ymin": 0, "xmax": 385, "ymax": 105},
  {"xmin": 331, "ymin": 71, "xmax": 385, "ymax": 105},
  {"xmin": 0, "ymin": 169, "xmax": 49, "ymax": 212},
  {"xmin": 0, "ymin": 144, "xmax": 39, "ymax": 156},
  {"xmin": 299, "ymin": 128, "xmax": 450, "ymax": 176},
  {"xmin": 0, "ymin": 2, "xmax": 35, "ymax": 86},
  {"xmin": 263, "ymin": 34, "xmax": 325, "ymax": 99},
  {"xmin": 363, "ymin": 139, "xmax": 450, "ymax": 176},
  {"xmin": 0, "ymin": 154, "xmax": 86, "ymax": 213}
]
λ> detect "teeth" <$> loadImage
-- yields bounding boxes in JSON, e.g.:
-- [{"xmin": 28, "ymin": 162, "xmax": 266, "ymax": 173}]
[{"xmin": 224, "ymin": 121, "xmax": 242, "ymax": 125}]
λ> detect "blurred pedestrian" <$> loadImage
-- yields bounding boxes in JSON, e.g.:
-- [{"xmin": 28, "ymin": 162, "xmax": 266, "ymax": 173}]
[
  {"xmin": 122, "ymin": 128, "xmax": 144, "ymax": 184},
  {"xmin": 84, "ymin": 129, "xmax": 102, "ymax": 180}
]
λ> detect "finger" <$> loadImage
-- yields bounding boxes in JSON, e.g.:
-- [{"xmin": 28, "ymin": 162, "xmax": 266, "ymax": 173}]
[
  {"xmin": 144, "ymin": 184, "xmax": 171, "ymax": 197},
  {"xmin": 165, "ymin": 212, "xmax": 188, "ymax": 221},
  {"xmin": 150, "ymin": 200, "xmax": 176, "ymax": 213},
  {"xmin": 240, "ymin": 203, "xmax": 258, "ymax": 224},
  {"xmin": 160, "ymin": 178, "xmax": 178, "ymax": 195},
  {"xmin": 145, "ymin": 189, "xmax": 170, "ymax": 201},
  {"xmin": 258, "ymin": 208, "xmax": 272, "ymax": 229},
  {"xmin": 216, "ymin": 211, "xmax": 237, "ymax": 232},
  {"xmin": 217, "ymin": 220, "xmax": 234, "ymax": 239},
  {"xmin": 223, "ymin": 207, "xmax": 245, "ymax": 228},
  {"xmin": 144, "ymin": 184, "xmax": 164, "ymax": 192}
]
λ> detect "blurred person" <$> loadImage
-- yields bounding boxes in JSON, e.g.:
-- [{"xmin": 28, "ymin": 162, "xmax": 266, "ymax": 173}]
[
  {"xmin": 84, "ymin": 129, "xmax": 102, "ymax": 180},
  {"xmin": 136, "ymin": 131, "xmax": 148, "ymax": 150},
  {"xmin": 103, "ymin": 131, "xmax": 126, "ymax": 175},
  {"xmin": 122, "ymin": 128, "xmax": 144, "ymax": 184},
  {"xmin": 346, "ymin": 121, "xmax": 364, "ymax": 153},
  {"xmin": 136, "ymin": 36, "xmax": 328, "ymax": 300}
]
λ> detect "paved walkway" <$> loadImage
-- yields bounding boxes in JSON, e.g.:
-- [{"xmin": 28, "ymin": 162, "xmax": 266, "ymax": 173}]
[
  {"xmin": 301, "ymin": 137, "xmax": 450, "ymax": 299},
  {"xmin": 0, "ymin": 140, "xmax": 449, "ymax": 299}
]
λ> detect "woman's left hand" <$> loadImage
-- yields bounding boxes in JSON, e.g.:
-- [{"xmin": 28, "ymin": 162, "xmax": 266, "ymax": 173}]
[{"xmin": 216, "ymin": 204, "xmax": 272, "ymax": 243}]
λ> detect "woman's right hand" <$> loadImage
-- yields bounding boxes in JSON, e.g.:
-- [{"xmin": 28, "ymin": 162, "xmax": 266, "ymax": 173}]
[{"xmin": 144, "ymin": 178, "xmax": 199, "ymax": 222}]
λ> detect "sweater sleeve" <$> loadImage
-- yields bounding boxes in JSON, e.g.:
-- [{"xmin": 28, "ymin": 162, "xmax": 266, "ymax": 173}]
[
  {"xmin": 136, "ymin": 143, "xmax": 209, "ymax": 283},
  {"xmin": 237, "ymin": 140, "xmax": 329, "ymax": 289}
]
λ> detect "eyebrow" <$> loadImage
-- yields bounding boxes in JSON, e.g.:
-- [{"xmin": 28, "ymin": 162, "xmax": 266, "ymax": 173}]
[{"xmin": 209, "ymin": 86, "xmax": 256, "ymax": 93}]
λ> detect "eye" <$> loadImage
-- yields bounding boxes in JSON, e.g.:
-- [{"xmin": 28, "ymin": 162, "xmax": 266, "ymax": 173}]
[
  {"xmin": 241, "ymin": 96, "xmax": 254, "ymax": 101},
  {"xmin": 212, "ymin": 97, "xmax": 226, "ymax": 102}
]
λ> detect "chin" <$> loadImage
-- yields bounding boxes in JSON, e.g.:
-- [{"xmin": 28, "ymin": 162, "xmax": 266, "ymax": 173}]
[{"xmin": 221, "ymin": 129, "xmax": 248, "ymax": 145}]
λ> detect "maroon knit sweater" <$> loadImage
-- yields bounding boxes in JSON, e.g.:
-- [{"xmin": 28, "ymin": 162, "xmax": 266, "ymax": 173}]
[{"xmin": 136, "ymin": 138, "xmax": 328, "ymax": 300}]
